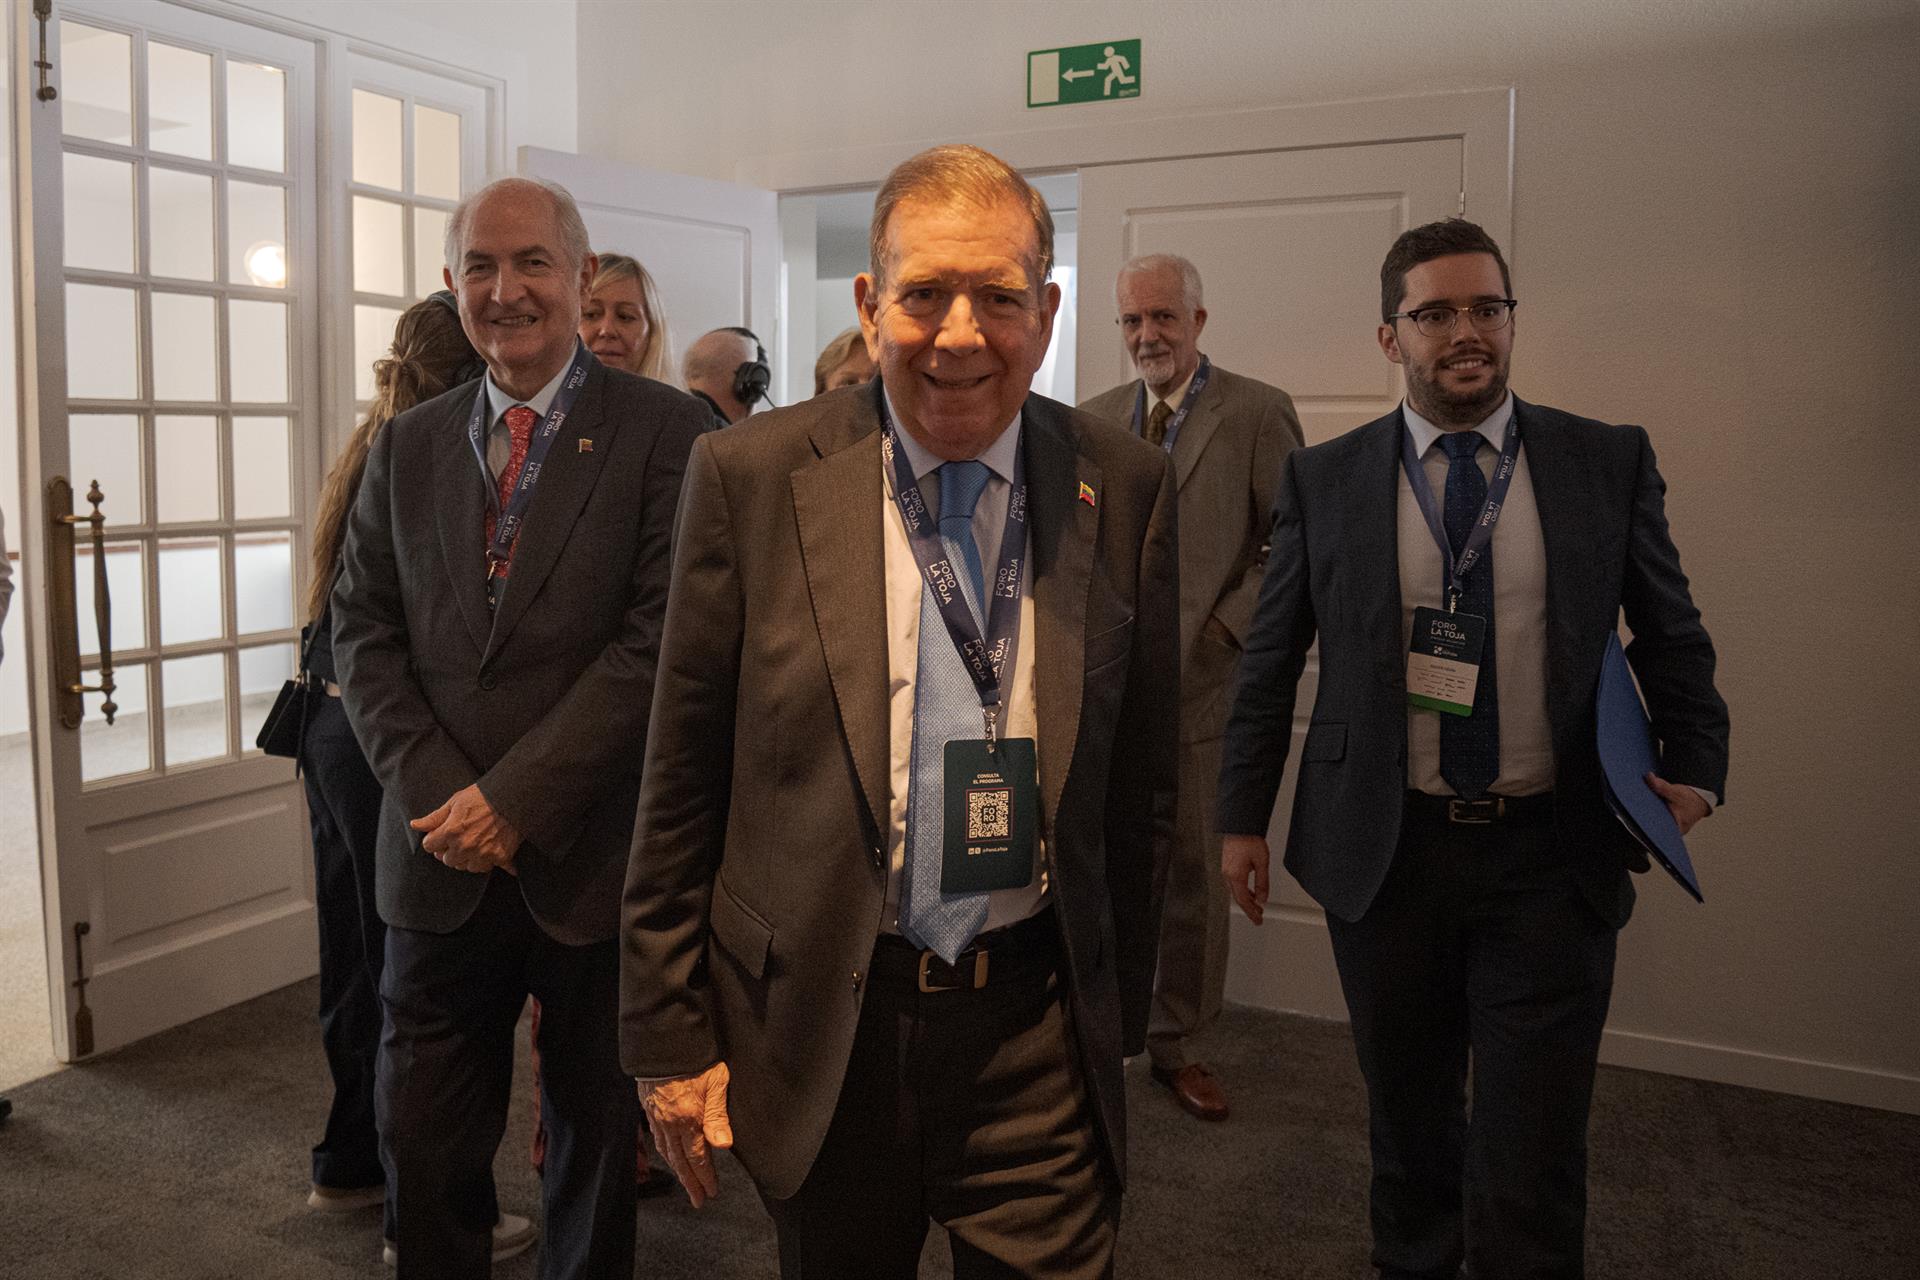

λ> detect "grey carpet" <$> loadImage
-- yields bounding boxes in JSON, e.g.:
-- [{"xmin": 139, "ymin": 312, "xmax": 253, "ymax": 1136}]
[{"xmin": 0, "ymin": 982, "xmax": 1916, "ymax": 1278}]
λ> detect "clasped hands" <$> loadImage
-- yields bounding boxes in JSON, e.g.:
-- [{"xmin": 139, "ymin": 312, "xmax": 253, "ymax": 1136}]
[
  {"xmin": 412, "ymin": 783, "xmax": 522, "ymax": 874},
  {"xmin": 640, "ymin": 1062, "xmax": 733, "ymax": 1208}
]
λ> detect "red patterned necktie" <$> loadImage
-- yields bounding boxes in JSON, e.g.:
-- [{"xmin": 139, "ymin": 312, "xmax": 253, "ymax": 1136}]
[{"xmin": 484, "ymin": 404, "xmax": 538, "ymax": 577}]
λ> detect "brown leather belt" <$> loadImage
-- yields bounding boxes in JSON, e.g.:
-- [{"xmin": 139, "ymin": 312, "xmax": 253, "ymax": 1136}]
[
  {"xmin": 1404, "ymin": 790, "xmax": 1554, "ymax": 825},
  {"xmin": 874, "ymin": 907, "xmax": 1058, "ymax": 993}
]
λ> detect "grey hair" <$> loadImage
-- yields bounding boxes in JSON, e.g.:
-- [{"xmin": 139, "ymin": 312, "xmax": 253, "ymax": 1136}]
[
  {"xmin": 1118, "ymin": 253, "xmax": 1204, "ymax": 312},
  {"xmin": 443, "ymin": 177, "xmax": 592, "ymax": 276}
]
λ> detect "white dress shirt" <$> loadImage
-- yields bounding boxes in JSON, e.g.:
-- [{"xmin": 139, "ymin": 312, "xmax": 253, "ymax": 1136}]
[
  {"xmin": 880, "ymin": 394, "xmax": 1049, "ymax": 934},
  {"xmin": 479, "ymin": 358, "xmax": 572, "ymax": 487}
]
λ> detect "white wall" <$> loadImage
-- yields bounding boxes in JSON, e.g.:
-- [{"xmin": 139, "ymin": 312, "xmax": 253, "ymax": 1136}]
[{"xmin": 575, "ymin": 0, "xmax": 1920, "ymax": 1107}]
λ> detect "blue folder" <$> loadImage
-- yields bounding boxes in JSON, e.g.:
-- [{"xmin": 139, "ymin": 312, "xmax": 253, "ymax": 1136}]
[{"xmin": 1595, "ymin": 633, "xmax": 1703, "ymax": 903}]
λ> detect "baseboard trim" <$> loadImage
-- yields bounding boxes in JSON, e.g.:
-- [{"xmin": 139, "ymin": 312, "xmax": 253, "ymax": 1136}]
[{"xmin": 1221, "ymin": 909, "xmax": 1920, "ymax": 1116}]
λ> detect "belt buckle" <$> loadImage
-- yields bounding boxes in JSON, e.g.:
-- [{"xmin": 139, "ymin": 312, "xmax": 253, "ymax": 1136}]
[
  {"xmin": 917, "ymin": 947, "xmax": 990, "ymax": 993},
  {"xmin": 1446, "ymin": 798, "xmax": 1501, "ymax": 824}
]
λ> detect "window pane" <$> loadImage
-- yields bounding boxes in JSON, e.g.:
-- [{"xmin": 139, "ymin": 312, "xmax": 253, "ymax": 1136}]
[
  {"xmin": 232, "ymin": 417, "xmax": 291, "ymax": 520},
  {"xmin": 151, "ymin": 292, "xmax": 218, "ymax": 402},
  {"xmin": 229, "ymin": 299, "xmax": 290, "ymax": 403},
  {"xmin": 162, "ymin": 652, "xmax": 229, "ymax": 766},
  {"xmin": 69, "ymin": 414, "xmax": 144, "ymax": 526},
  {"xmin": 82, "ymin": 662, "xmax": 151, "ymax": 783},
  {"xmin": 65, "ymin": 284, "xmax": 140, "ymax": 400},
  {"xmin": 77, "ymin": 540, "xmax": 147, "ymax": 657},
  {"xmin": 60, "ymin": 23, "xmax": 133, "ymax": 147},
  {"xmin": 235, "ymin": 531, "xmax": 294, "ymax": 636},
  {"xmin": 149, "ymin": 167, "xmax": 216, "ymax": 281},
  {"xmin": 158, "ymin": 536, "xmax": 224, "ymax": 645},
  {"xmin": 154, "ymin": 415, "xmax": 221, "ymax": 523},
  {"xmin": 147, "ymin": 42, "xmax": 213, "ymax": 161},
  {"xmin": 353, "ymin": 304, "xmax": 404, "ymax": 401},
  {"xmin": 351, "ymin": 89, "xmax": 403, "ymax": 189},
  {"xmin": 63, "ymin": 153, "xmax": 136, "ymax": 273},
  {"xmin": 413, "ymin": 105, "xmax": 461, "ymax": 201},
  {"xmin": 353, "ymin": 196, "xmax": 406, "ymax": 296},
  {"xmin": 413, "ymin": 206, "xmax": 449, "ymax": 297},
  {"xmin": 226, "ymin": 61, "xmax": 286, "ymax": 172},
  {"xmin": 239, "ymin": 643, "xmax": 296, "ymax": 752},
  {"xmin": 228, "ymin": 180, "xmax": 288, "ymax": 287}
]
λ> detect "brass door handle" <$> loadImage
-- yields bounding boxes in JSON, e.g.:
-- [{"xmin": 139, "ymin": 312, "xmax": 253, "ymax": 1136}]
[{"xmin": 48, "ymin": 477, "xmax": 116, "ymax": 728}]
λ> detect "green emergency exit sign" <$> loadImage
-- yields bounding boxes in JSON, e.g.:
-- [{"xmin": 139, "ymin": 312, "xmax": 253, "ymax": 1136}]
[{"xmin": 1027, "ymin": 39, "xmax": 1141, "ymax": 108}]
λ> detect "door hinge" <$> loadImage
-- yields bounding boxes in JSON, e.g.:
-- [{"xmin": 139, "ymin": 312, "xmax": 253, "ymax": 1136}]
[
  {"xmin": 71, "ymin": 920, "xmax": 95, "ymax": 1057},
  {"xmin": 33, "ymin": 0, "xmax": 58, "ymax": 102},
  {"xmin": 1458, "ymin": 189, "xmax": 1466, "ymax": 216}
]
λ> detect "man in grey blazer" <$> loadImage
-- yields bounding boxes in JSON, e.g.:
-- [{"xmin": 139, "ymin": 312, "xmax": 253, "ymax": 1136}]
[
  {"xmin": 333, "ymin": 177, "xmax": 708, "ymax": 1279},
  {"xmin": 1219, "ymin": 219, "xmax": 1729, "ymax": 1278},
  {"xmin": 1080, "ymin": 254, "xmax": 1302, "ymax": 1122},
  {"xmin": 622, "ymin": 145, "xmax": 1179, "ymax": 1277}
]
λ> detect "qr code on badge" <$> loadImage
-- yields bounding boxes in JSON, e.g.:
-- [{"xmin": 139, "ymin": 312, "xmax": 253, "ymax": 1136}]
[{"xmin": 967, "ymin": 788, "xmax": 1012, "ymax": 841}]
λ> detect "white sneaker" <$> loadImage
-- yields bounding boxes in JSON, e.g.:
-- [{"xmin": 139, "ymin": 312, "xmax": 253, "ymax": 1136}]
[
  {"xmin": 307, "ymin": 1182, "xmax": 384, "ymax": 1213},
  {"xmin": 382, "ymin": 1213, "xmax": 537, "ymax": 1267}
]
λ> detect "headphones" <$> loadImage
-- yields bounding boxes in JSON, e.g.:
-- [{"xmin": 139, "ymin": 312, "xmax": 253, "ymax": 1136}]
[
  {"xmin": 723, "ymin": 326, "xmax": 774, "ymax": 409},
  {"xmin": 426, "ymin": 289, "xmax": 490, "ymax": 387}
]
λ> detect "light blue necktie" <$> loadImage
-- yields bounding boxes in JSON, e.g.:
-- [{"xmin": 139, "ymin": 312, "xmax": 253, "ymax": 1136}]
[{"xmin": 900, "ymin": 460, "xmax": 992, "ymax": 962}]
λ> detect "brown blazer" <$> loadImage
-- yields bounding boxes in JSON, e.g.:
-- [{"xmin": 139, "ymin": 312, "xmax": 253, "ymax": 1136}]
[
  {"xmin": 619, "ymin": 381, "xmax": 1180, "ymax": 1198},
  {"xmin": 1081, "ymin": 364, "xmax": 1302, "ymax": 742}
]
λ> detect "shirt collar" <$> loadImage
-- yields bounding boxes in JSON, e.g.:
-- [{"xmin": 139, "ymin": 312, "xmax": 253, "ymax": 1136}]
[
  {"xmin": 1147, "ymin": 362, "xmax": 1200, "ymax": 413},
  {"xmin": 882, "ymin": 387, "xmax": 1024, "ymax": 486},
  {"xmin": 483, "ymin": 348, "xmax": 578, "ymax": 425},
  {"xmin": 1402, "ymin": 391, "xmax": 1515, "ymax": 457}
]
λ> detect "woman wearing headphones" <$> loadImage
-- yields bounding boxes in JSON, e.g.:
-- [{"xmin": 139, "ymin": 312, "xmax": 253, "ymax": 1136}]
[
  {"xmin": 577, "ymin": 251, "xmax": 677, "ymax": 385},
  {"xmin": 301, "ymin": 296, "xmax": 534, "ymax": 1264}
]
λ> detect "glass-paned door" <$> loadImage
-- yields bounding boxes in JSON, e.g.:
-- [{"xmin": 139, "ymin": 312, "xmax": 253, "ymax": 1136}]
[{"xmin": 18, "ymin": 0, "xmax": 321, "ymax": 1061}]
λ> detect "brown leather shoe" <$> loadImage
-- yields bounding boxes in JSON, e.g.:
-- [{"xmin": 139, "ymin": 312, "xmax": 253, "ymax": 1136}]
[{"xmin": 1150, "ymin": 1062, "xmax": 1229, "ymax": 1121}]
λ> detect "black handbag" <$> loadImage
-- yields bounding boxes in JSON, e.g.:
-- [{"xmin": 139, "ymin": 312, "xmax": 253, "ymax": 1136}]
[{"xmin": 255, "ymin": 586, "xmax": 333, "ymax": 762}]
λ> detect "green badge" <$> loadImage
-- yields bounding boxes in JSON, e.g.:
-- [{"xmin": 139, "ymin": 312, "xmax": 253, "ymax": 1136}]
[
  {"xmin": 941, "ymin": 737, "xmax": 1038, "ymax": 894},
  {"xmin": 1407, "ymin": 605, "xmax": 1486, "ymax": 716}
]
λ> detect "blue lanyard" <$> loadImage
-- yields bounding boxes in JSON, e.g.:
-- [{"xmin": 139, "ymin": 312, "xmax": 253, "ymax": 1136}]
[
  {"xmin": 465, "ymin": 340, "xmax": 593, "ymax": 578},
  {"xmin": 1130, "ymin": 355, "xmax": 1211, "ymax": 454},
  {"xmin": 1398, "ymin": 410, "xmax": 1521, "ymax": 611},
  {"xmin": 879, "ymin": 400, "xmax": 1028, "ymax": 748}
]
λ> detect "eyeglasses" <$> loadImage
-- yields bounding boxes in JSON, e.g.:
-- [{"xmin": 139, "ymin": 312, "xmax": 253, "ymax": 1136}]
[{"xmin": 1387, "ymin": 300, "xmax": 1518, "ymax": 339}]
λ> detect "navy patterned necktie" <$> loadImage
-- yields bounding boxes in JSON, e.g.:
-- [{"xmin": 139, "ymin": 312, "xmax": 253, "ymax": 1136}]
[
  {"xmin": 1438, "ymin": 431, "xmax": 1499, "ymax": 799},
  {"xmin": 900, "ymin": 460, "xmax": 993, "ymax": 961}
]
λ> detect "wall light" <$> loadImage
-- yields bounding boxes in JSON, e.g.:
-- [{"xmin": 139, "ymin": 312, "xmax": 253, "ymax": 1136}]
[{"xmin": 244, "ymin": 241, "xmax": 287, "ymax": 288}]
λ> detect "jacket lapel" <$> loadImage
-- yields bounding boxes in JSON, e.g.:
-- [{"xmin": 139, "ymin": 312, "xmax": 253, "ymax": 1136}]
[
  {"xmin": 1023, "ymin": 397, "xmax": 1095, "ymax": 825},
  {"xmin": 791, "ymin": 389, "xmax": 891, "ymax": 849},
  {"xmin": 431, "ymin": 389, "xmax": 493, "ymax": 656},
  {"xmin": 1347, "ymin": 410, "xmax": 1409, "ymax": 688},
  {"xmin": 1167, "ymin": 377, "xmax": 1224, "ymax": 491},
  {"xmin": 1511, "ymin": 397, "xmax": 1586, "ymax": 751},
  {"xmin": 483, "ymin": 363, "xmax": 614, "ymax": 660}
]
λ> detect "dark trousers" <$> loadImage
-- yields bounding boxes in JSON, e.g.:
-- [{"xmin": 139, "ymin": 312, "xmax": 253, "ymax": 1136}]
[
  {"xmin": 1325, "ymin": 801, "xmax": 1618, "ymax": 1280},
  {"xmin": 764, "ymin": 916, "xmax": 1117, "ymax": 1279},
  {"xmin": 300, "ymin": 695, "xmax": 391, "ymax": 1229},
  {"xmin": 378, "ymin": 873, "xmax": 640, "ymax": 1280}
]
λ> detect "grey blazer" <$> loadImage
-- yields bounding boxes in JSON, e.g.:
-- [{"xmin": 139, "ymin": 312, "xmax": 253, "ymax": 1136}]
[
  {"xmin": 1081, "ymin": 364, "xmax": 1302, "ymax": 741},
  {"xmin": 619, "ymin": 381, "xmax": 1181, "ymax": 1198},
  {"xmin": 1218, "ymin": 399, "xmax": 1730, "ymax": 929},
  {"xmin": 332, "ymin": 360, "xmax": 710, "ymax": 945}
]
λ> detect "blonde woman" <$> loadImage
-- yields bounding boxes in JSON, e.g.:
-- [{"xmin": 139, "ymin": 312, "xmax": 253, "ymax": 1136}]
[
  {"xmin": 301, "ymin": 296, "xmax": 533, "ymax": 1263},
  {"xmin": 578, "ymin": 250, "xmax": 676, "ymax": 384},
  {"xmin": 811, "ymin": 324, "xmax": 875, "ymax": 397}
]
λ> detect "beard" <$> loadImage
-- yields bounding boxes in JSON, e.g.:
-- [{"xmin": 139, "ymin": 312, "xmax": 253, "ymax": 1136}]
[
  {"xmin": 1405, "ymin": 350, "xmax": 1510, "ymax": 427},
  {"xmin": 1134, "ymin": 346, "xmax": 1179, "ymax": 390}
]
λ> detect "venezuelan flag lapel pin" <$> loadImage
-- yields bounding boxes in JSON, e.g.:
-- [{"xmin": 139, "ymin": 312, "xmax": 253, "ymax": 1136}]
[
  {"xmin": 1078, "ymin": 481, "xmax": 1096, "ymax": 507},
  {"xmin": 578, "ymin": 438, "xmax": 594, "ymax": 453}
]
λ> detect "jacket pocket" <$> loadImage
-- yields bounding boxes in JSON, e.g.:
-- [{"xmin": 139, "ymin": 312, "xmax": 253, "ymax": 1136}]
[
  {"xmin": 1302, "ymin": 721, "xmax": 1347, "ymax": 763},
  {"xmin": 708, "ymin": 876, "xmax": 773, "ymax": 980},
  {"xmin": 1084, "ymin": 616, "xmax": 1134, "ymax": 674}
]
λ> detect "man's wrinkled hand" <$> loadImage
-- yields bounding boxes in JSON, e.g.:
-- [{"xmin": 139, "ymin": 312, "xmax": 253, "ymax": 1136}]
[
  {"xmin": 640, "ymin": 1062, "xmax": 733, "ymax": 1209},
  {"xmin": 1645, "ymin": 773, "xmax": 1711, "ymax": 837},
  {"xmin": 1223, "ymin": 833, "xmax": 1271, "ymax": 925},
  {"xmin": 411, "ymin": 783, "xmax": 522, "ymax": 873}
]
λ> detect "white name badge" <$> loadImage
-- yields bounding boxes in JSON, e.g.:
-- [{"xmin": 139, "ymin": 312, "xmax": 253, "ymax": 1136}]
[{"xmin": 1407, "ymin": 605, "xmax": 1486, "ymax": 716}]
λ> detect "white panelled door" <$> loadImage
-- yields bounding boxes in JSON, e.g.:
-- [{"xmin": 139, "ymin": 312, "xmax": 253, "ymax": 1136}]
[
  {"xmin": 1076, "ymin": 140, "xmax": 1462, "ymax": 1020},
  {"xmin": 518, "ymin": 147, "xmax": 780, "ymax": 393},
  {"xmin": 16, "ymin": 0, "xmax": 320, "ymax": 1059}
]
